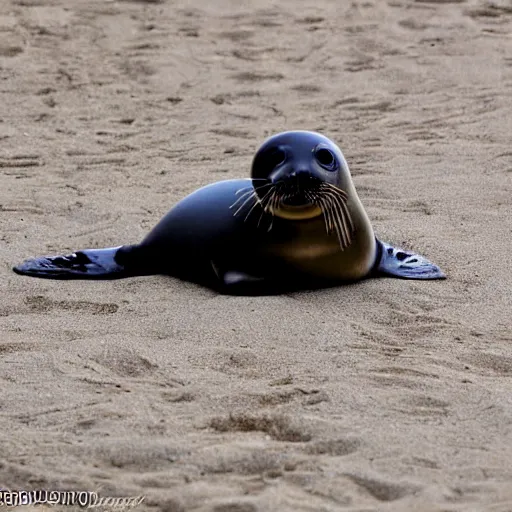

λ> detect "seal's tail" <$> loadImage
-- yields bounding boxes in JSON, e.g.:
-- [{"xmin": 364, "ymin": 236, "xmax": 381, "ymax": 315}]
[{"xmin": 13, "ymin": 246, "xmax": 141, "ymax": 280}]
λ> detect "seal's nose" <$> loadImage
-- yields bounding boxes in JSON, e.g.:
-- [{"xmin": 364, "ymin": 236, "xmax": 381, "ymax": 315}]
[
  {"xmin": 271, "ymin": 167, "xmax": 322, "ymax": 186},
  {"xmin": 271, "ymin": 168, "xmax": 307, "ymax": 185},
  {"xmin": 288, "ymin": 170, "xmax": 317, "ymax": 185}
]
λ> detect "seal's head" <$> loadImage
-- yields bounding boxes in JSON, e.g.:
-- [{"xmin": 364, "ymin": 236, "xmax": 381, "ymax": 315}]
[{"xmin": 250, "ymin": 131, "xmax": 355, "ymax": 248}]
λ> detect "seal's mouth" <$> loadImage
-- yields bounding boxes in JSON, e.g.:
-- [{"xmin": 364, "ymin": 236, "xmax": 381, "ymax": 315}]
[
  {"xmin": 276, "ymin": 173, "xmax": 321, "ymax": 208},
  {"xmin": 230, "ymin": 178, "xmax": 355, "ymax": 251},
  {"xmin": 280, "ymin": 192, "xmax": 312, "ymax": 207}
]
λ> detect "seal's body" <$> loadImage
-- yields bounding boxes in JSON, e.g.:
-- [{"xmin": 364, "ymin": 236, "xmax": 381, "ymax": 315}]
[{"xmin": 14, "ymin": 131, "xmax": 444, "ymax": 294}]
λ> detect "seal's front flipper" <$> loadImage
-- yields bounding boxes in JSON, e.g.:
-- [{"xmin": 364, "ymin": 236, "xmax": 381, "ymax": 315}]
[
  {"xmin": 375, "ymin": 240, "xmax": 445, "ymax": 280},
  {"xmin": 13, "ymin": 247, "xmax": 129, "ymax": 280}
]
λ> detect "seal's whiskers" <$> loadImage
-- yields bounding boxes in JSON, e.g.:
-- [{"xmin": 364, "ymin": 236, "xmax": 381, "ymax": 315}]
[
  {"xmin": 244, "ymin": 186, "xmax": 274, "ymax": 223},
  {"xmin": 232, "ymin": 192, "xmax": 258, "ymax": 217},
  {"xmin": 230, "ymin": 182, "xmax": 273, "ymax": 216},
  {"xmin": 316, "ymin": 183, "xmax": 354, "ymax": 250},
  {"xmin": 267, "ymin": 188, "xmax": 282, "ymax": 232},
  {"xmin": 230, "ymin": 179, "xmax": 354, "ymax": 248}
]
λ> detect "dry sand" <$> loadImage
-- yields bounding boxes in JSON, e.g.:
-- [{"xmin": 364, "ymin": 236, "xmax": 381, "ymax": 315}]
[{"xmin": 1, "ymin": 0, "xmax": 512, "ymax": 510}]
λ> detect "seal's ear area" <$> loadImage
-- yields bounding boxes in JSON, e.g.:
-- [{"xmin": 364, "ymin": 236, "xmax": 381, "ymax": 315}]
[
  {"xmin": 13, "ymin": 247, "xmax": 128, "ymax": 280},
  {"xmin": 375, "ymin": 240, "xmax": 446, "ymax": 280}
]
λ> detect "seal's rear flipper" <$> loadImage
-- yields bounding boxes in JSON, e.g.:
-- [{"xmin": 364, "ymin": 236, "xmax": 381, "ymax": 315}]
[
  {"xmin": 13, "ymin": 247, "xmax": 132, "ymax": 280},
  {"xmin": 375, "ymin": 239, "xmax": 445, "ymax": 280}
]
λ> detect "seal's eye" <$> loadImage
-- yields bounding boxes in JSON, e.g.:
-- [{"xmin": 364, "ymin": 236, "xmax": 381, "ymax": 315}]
[
  {"xmin": 266, "ymin": 148, "xmax": 286, "ymax": 169},
  {"xmin": 315, "ymin": 148, "xmax": 337, "ymax": 171}
]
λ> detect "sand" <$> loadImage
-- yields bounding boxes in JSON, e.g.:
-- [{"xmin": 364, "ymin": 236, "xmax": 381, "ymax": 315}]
[{"xmin": 1, "ymin": 0, "xmax": 512, "ymax": 510}]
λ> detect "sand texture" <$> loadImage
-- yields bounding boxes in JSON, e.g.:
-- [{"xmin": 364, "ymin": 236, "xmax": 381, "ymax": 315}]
[{"xmin": 1, "ymin": 0, "xmax": 512, "ymax": 510}]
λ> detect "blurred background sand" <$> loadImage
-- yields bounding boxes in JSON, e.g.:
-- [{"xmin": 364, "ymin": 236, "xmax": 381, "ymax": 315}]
[{"xmin": 1, "ymin": 0, "xmax": 511, "ymax": 510}]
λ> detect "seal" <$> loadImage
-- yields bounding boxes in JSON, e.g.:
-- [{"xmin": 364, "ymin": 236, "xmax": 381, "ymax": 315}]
[{"xmin": 13, "ymin": 131, "xmax": 445, "ymax": 295}]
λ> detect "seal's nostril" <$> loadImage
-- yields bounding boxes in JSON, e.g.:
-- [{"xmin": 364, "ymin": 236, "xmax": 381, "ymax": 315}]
[{"xmin": 290, "ymin": 170, "xmax": 311, "ymax": 180}]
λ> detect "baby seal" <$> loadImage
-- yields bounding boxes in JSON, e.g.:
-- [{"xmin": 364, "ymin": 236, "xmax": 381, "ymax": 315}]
[{"xmin": 13, "ymin": 131, "xmax": 445, "ymax": 295}]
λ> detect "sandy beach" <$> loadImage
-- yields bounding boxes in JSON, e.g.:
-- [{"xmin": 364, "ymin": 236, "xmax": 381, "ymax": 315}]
[{"xmin": 1, "ymin": 0, "xmax": 512, "ymax": 510}]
